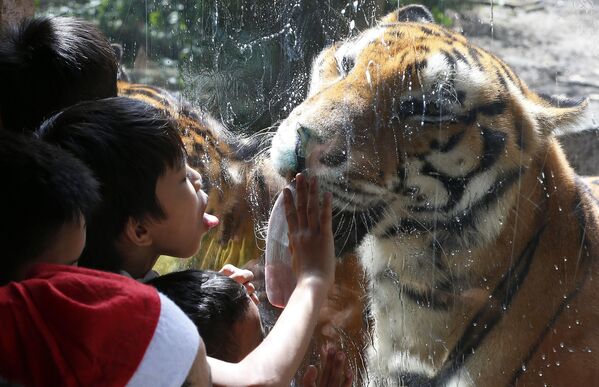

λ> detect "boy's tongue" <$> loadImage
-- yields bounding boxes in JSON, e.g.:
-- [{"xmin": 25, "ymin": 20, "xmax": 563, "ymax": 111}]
[{"xmin": 203, "ymin": 213, "xmax": 220, "ymax": 229}]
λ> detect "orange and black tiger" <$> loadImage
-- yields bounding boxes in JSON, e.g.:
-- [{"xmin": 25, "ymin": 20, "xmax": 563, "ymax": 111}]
[{"xmin": 271, "ymin": 4, "xmax": 599, "ymax": 386}]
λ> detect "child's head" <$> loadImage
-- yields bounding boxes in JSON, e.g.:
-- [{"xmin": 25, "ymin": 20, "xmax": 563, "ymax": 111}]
[
  {"xmin": 0, "ymin": 130, "xmax": 99, "ymax": 285},
  {"xmin": 148, "ymin": 269, "xmax": 264, "ymax": 362},
  {"xmin": 0, "ymin": 16, "xmax": 118, "ymax": 132},
  {"xmin": 38, "ymin": 97, "xmax": 218, "ymax": 277}
]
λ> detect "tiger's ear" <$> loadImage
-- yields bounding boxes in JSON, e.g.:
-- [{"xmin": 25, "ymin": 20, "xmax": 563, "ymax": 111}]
[
  {"xmin": 534, "ymin": 94, "xmax": 589, "ymax": 135},
  {"xmin": 382, "ymin": 5, "xmax": 434, "ymax": 24}
]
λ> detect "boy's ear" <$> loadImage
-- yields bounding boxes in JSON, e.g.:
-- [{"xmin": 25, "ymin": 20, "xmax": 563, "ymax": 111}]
[{"xmin": 124, "ymin": 217, "xmax": 153, "ymax": 247}]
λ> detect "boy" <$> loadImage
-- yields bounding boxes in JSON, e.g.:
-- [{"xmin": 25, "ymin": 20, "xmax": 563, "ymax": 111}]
[
  {"xmin": 148, "ymin": 269, "xmax": 353, "ymax": 386},
  {"xmin": 38, "ymin": 96, "xmax": 338, "ymax": 385},
  {"xmin": 0, "ymin": 130, "xmax": 207, "ymax": 386},
  {"xmin": 38, "ymin": 96, "xmax": 217, "ymax": 279},
  {"xmin": 0, "ymin": 130, "xmax": 99, "ymax": 284},
  {"xmin": 0, "ymin": 17, "xmax": 118, "ymax": 132}
]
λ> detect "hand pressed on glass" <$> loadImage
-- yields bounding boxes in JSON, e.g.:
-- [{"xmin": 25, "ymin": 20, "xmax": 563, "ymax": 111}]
[{"xmin": 283, "ymin": 173, "xmax": 334, "ymax": 288}]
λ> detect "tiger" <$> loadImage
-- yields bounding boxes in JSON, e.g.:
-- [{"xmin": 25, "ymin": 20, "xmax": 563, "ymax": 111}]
[{"xmin": 270, "ymin": 4, "xmax": 599, "ymax": 386}]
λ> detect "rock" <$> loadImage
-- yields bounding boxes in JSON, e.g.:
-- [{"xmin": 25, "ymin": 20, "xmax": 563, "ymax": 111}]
[{"xmin": 558, "ymin": 129, "xmax": 599, "ymax": 176}]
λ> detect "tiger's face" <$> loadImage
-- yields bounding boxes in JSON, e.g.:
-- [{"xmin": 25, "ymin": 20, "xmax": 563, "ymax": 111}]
[{"xmin": 271, "ymin": 5, "xmax": 586, "ymax": 254}]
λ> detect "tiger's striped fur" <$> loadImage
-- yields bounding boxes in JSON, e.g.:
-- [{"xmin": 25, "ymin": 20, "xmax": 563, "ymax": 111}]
[{"xmin": 271, "ymin": 5, "xmax": 599, "ymax": 386}]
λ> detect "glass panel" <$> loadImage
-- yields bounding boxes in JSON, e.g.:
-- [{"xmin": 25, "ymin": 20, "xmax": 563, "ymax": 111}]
[{"xmin": 31, "ymin": 1, "xmax": 599, "ymax": 385}]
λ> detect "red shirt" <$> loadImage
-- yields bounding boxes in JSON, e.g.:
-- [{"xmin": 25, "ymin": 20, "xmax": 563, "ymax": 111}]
[{"xmin": 0, "ymin": 264, "xmax": 160, "ymax": 386}]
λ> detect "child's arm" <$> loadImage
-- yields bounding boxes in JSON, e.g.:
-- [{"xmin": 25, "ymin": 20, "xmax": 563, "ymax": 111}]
[{"xmin": 208, "ymin": 173, "xmax": 335, "ymax": 387}]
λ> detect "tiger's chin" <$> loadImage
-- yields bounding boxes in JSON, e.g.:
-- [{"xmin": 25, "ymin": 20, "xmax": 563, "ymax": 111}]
[{"xmin": 327, "ymin": 176, "xmax": 513, "ymax": 262}]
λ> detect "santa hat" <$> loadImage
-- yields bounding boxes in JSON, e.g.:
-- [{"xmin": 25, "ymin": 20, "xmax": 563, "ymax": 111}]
[{"xmin": 0, "ymin": 263, "xmax": 200, "ymax": 386}]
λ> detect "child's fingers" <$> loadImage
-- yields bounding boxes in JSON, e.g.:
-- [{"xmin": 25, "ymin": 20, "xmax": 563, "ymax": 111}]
[
  {"xmin": 219, "ymin": 264, "xmax": 260, "ymax": 304},
  {"xmin": 218, "ymin": 264, "xmax": 236, "ymax": 277},
  {"xmin": 249, "ymin": 292, "xmax": 260, "ymax": 305},
  {"xmin": 342, "ymin": 368, "xmax": 353, "ymax": 387},
  {"xmin": 243, "ymin": 282, "xmax": 260, "ymax": 305},
  {"xmin": 243, "ymin": 281, "xmax": 256, "ymax": 294},
  {"xmin": 330, "ymin": 351, "xmax": 347, "ymax": 386},
  {"xmin": 220, "ymin": 265, "xmax": 254, "ymax": 283},
  {"xmin": 320, "ymin": 346, "xmax": 336, "ymax": 387},
  {"xmin": 307, "ymin": 176, "xmax": 320, "ymax": 231},
  {"xmin": 301, "ymin": 365, "xmax": 318, "ymax": 387},
  {"xmin": 245, "ymin": 281, "xmax": 255, "ymax": 291},
  {"xmin": 320, "ymin": 192, "xmax": 333, "ymax": 230},
  {"xmin": 295, "ymin": 173, "xmax": 308, "ymax": 228},
  {"xmin": 283, "ymin": 188, "xmax": 298, "ymax": 234}
]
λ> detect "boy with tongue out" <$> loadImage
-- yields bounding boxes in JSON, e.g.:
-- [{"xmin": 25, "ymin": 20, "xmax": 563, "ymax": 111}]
[{"xmin": 37, "ymin": 97, "xmax": 223, "ymax": 281}]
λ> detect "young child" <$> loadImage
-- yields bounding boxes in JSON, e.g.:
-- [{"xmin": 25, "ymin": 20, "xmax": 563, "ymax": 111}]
[
  {"xmin": 38, "ymin": 96, "xmax": 216, "ymax": 279},
  {"xmin": 0, "ymin": 16, "xmax": 118, "ymax": 132},
  {"xmin": 148, "ymin": 269, "xmax": 264, "ymax": 362},
  {"xmin": 0, "ymin": 130, "xmax": 99, "ymax": 284},
  {"xmin": 38, "ymin": 96, "xmax": 337, "ymax": 385},
  {"xmin": 148, "ymin": 269, "xmax": 353, "ymax": 386},
  {"xmin": 0, "ymin": 130, "xmax": 207, "ymax": 386}
]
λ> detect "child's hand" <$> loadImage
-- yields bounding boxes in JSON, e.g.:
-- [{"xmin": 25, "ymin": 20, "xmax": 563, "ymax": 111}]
[
  {"xmin": 283, "ymin": 173, "xmax": 335, "ymax": 289},
  {"xmin": 219, "ymin": 264, "xmax": 259, "ymax": 305},
  {"xmin": 301, "ymin": 346, "xmax": 353, "ymax": 387}
]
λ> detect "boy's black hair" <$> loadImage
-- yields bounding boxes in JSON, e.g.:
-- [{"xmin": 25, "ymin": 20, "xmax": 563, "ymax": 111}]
[
  {"xmin": 37, "ymin": 97, "xmax": 186, "ymax": 273},
  {"xmin": 0, "ymin": 17, "xmax": 118, "ymax": 132},
  {"xmin": 0, "ymin": 130, "xmax": 99, "ymax": 285},
  {"xmin": 147, "ymin": 270, "xmax": 251, "ymax": 362}
]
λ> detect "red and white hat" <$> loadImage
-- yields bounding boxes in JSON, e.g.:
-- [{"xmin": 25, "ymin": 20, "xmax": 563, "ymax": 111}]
[{"xmin": 0, "ymin": 263, "xmax": 200, "ymax": 386}]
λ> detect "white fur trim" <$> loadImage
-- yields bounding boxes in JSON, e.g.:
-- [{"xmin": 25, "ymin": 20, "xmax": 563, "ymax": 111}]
[{"xmin": 127, "ymin": 293, "xmax": 200, "ymax": 387}]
